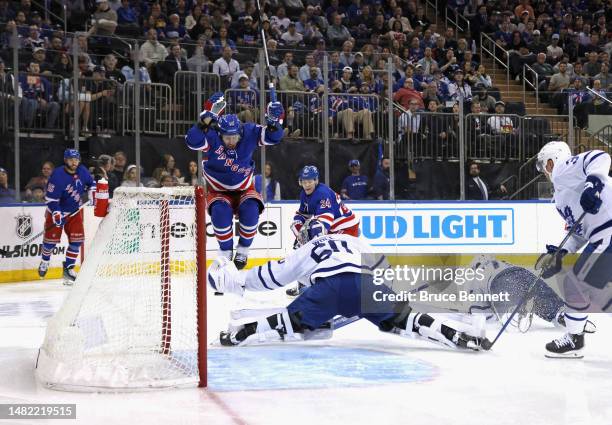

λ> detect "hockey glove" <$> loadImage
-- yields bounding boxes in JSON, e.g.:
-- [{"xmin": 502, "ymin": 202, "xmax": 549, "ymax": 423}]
[
  {"xmin": 207, "ymin": 256, "xmax": 245, "ymax": 296},
  {"xmin": 265, "ymin": 101, "xmax": 284, "ymax": 129},
  {"xmin": 535, "ymin": 244, "xmax": 568, "ymax": 279},
  {"xmin": 51, "ymin": 211, "xmax": 64, "ymax": 227},
  {"xmin": 580, "ymin": 175, "xmax": 603, "ymax": 214},
  {"xmin": 198, "ymin": 92, "xmax": 227, "ymax": 129}
]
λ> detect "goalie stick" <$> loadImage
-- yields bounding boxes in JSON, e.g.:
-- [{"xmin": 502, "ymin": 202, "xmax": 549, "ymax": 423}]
[
  {"xmin": 481, "ymin": 211, "xmax": 587, "ymax": 351},
  {"xmin": 0, "ymin": 204, "xmax": 87, "ymax": 257}
]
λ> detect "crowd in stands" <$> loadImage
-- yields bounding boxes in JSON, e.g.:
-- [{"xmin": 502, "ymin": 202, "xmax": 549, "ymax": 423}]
[{"xmin": 1, "ymin": 0, "xmax": 611, "ymax": 200}]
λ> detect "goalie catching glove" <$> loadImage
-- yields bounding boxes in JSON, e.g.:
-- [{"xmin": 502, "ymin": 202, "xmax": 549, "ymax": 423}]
[{"xmin": 207, "ymin": 256, "xmax": 245, "ymax": 296}]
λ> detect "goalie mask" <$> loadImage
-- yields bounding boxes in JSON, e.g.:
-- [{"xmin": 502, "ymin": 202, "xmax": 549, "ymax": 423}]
[{"xmin": 296, "ymin": 218, "xmax": 327, "ymax": 247}]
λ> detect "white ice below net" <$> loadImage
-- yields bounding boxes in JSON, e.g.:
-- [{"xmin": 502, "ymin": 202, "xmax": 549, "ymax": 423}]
[{"xmin": 36, "ymin": 187, "xmax": 200, "ymax": 391}]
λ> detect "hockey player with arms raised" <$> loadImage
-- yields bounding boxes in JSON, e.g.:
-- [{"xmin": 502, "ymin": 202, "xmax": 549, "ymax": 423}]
[
  {"xmin": 535, "ymin": 141, "xmax": 612, "ymax": 358},
  {"xmin": 286, "ymin": 165, "xmax": 360, "ymax": 296},
  {"xmin": 185, "ymin": 93, "xmax": 284, "ymax": 268},
  {"xmin": 207, "ymin": 219, "xmax": 490, "ymax": 351},
  {"xmin": 38, "ymin": 149, "xmax": 95, "ymax": 284}
]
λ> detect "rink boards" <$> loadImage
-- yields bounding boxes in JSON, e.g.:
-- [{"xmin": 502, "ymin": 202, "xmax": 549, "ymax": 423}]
[{"xmin": 0, "ymin": 201, "xmax": 566, "ymax": 283}]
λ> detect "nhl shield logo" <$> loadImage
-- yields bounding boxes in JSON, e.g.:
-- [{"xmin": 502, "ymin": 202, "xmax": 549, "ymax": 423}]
[{"xmin": 16, "ymin": 214, "xmax": 33, "ymax": 240}]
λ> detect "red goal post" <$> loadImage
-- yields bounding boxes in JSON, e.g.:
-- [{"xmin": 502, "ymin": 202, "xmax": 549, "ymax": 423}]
[{"xmin": 36, "ymin": 186, "xmax": 208, "ymax": 391}]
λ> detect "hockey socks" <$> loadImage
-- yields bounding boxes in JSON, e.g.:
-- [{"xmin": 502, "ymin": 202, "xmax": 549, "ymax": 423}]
[
  {"xmin": 211, "ymin": 202, "xmax": 234, "ymax": 252},
  {"xmin": 41, "ymin": 242, "xmax": 55, "ymax": 262},
  {"xmin": 237, "ymin": 198, "xmax": 259, "ymax": 248},
  {"xmin": 64, "ymin": 243, "xmax": 82, "ymax": 269}
]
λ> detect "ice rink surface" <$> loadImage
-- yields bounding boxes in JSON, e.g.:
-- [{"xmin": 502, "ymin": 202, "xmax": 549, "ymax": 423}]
[{"xmin": 0, "ymin": 280, "xmax": 610, "ymax": 425}]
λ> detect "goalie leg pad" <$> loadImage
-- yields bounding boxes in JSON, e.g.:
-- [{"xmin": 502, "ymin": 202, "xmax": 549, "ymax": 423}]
[{"xmin": 220, "ymin": 307, "xmax": 304, "ymax": 346}]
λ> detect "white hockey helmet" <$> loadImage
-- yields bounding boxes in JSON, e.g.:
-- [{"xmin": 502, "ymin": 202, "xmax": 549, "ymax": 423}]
[
  {"xmin": 536, "ymin": 141, "xmax": 571, "ymax": 177},
  {"xmin": 297, "ymin": 217, "xmax": 327, "ymax": 247}
]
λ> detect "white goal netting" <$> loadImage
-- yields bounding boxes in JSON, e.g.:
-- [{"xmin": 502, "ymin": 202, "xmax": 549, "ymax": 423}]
[{"xmin": 36, "ymin": 187, "xmax": 206, "ymax": 391}]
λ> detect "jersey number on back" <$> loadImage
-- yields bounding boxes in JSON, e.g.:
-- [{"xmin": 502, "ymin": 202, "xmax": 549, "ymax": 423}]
[{"xmin": 310, "ymin": 239, "xmax": 353, "ymax": 263}]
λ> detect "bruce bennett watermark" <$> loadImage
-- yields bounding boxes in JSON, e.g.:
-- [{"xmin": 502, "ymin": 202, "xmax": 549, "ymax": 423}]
[{"xmin": 369, "ymin": 264, "xmax": 510, "ymax": 304}]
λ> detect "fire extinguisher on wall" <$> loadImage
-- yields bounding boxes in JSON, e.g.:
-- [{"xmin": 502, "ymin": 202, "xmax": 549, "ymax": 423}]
[{"xmin": 94, "ymin": 178, "xmax": 109, "ymax": 217}]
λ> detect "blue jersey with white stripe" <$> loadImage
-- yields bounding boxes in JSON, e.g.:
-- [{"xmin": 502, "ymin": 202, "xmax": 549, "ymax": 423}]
[
  {"xmin": 293, "ymin": 183, "xmax": 359, "ymax": 233},
  {"xmin": 243, "ymin": 234, "xmax": 384, "ymax": 290},
  {"xmin": 45, "ymin": 165, "xmax": 95, "ymax": 214},
  {"xmin": 185, "ymin": 122, "xmax": 283, "ymax": 191}
]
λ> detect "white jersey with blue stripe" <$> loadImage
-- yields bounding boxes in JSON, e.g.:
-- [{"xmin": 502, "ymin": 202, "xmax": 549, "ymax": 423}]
[
  {"xmin": 243, "ymin": 234, "xmax": 383, "ymax": 291},
  {"xmin": 552, "ymin": 150, "xmax": 612, "ymax": 247}
]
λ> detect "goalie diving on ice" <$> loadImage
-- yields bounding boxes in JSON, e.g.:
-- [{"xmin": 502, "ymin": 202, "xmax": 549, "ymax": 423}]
[{"xmin": 207, "ymin": 218, "xmax": 492, "ymax": 351}]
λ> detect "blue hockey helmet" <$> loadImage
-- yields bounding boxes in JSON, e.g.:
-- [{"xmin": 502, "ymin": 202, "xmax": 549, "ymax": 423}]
[
  {"xmin": 299, "ymin": 165, "xmax": 319, "ymax": 182},
  {"xmin": 64, "ymin": 148, "xmax": 81, "ymax": 160},
  {"xmin": 218, "ymin": 114, "xmax": 242, "ymax": 136}
]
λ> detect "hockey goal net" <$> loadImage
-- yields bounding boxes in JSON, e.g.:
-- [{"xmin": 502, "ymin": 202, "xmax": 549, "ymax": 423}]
[{"xmin": 36, "ymin": 186, "xmax": 207, "ymax": 391}]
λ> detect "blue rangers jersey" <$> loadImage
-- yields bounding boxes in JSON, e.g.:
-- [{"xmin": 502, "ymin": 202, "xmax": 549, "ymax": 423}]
[
  {"xmin": 185, "ymin": 122, "xmax": 283, "ymax": 191},
  {"xmin": 294, "ymin": 183, "xmax": 359, "ymax": 233},
  {"xmin": 45, "ymin": 165, "xmax": 95, "ymax": 214},
  {"xmin": 228, "ymin": 88, "xmax": 259, "ymax": 110},
  {"xmin": 552, "ymin": 150, "xmax": 612, "ymax": 248}
]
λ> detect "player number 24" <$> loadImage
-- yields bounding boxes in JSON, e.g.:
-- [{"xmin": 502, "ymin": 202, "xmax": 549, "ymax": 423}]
[{"xmin": 310, "ymin": 239, "xmax": 353, "ymax": 263}]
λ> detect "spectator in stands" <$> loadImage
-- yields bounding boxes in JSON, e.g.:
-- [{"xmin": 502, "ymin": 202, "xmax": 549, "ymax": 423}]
[
  {"xmin": 474, "ymin": 86, "xmax": 497, "ymax": 112},
  {"xmin": 439, "ymin": 48, "xmax": 460, "ymax": 77},
  {"xmin": 24, "ymin": 160, "xmax": 53, "ymax": 198},
  {"xmin": 254, "ymin": 162, "xmax": 281, "ymax": 201},
  {"xmin": 531, "ymin": 52, "xmax": 554, "ymax": 84},
  {"xmin": 185, "ymin": 6, "xmax": 203, "ymax": 31},
  {"xmin": 121, "ymin": 164, "xmax": 143, "ymax": 187},
  {"xmin": 299, "ymin": 54, "xmax": 320, "ymax": 82},
  {"xmin": 304, "ymin": 66, "xmax": 324, "ymax": 93},
  {"xmin": 88, "ymin": 0, "xmax": 118, "ymax": 37},
  {"xmin": 448, "ymin": 69, "xmax": 473, "ymax": 105},
  {"xmin": 466, "ymin": 162, "xmax": 507, "ymax": 200},
  {"xmin": 0, "ymin": 1, "xmax": 14, "ymax": 23},
  {"xmin": 327, "ymin": 13, "xmax": 351, "ymax": 46},
  {"xmin": 212, "ymin": 46, "xmax": 240, "ymax": 88},
  {"xmin": 160, "ymin": 44, "xmax": 187, "ymax": 85},
  {"xmin": 549, "ymin": 62, "xmax": 571, "ymax": 112},
  {"xmin": 122, "ymin": 48, "xmax": 152, "ymax": 83},
  {"xmin": 160, "ymin": 174, "xmax": 178, "ymax": 187},
  {"xmin": 236, "ymin": 15, "xmax": 258, "ymax": 46},
  {"xmin": 594, "ymin": 62, "xmax": 612, "ymax": 89},
  {"xmin": 338, "ymin": 66, "xmax": 357, "ymax": 92},
  {"xmin": 51, "ymin": 51, "xmax": 72, "ymax": 78},
  {"xmin": 184, "ymin": 45, "xmax": 208, "ymax": 71},
  {"xmin": 152, "ymin": 154, "xmax": 176, "ymax": 182},
  {"xmin": 418, "ymin": 47, "xmax": 438, "ymax": 75},
  {"xmin": 113, "ymin": 151, "xmax": 126, "ymax": 184},
  {"xmin": 279, "ymin": 64, "xmax": 304, "ymax": 91},
  {"xmin": 474, "ymin": 65, "xmax": 492, "ymax": 88},
  {"xmin": 19, "ymin": 62, "xmax": 60, "ymax": 129},
  {"xmin": 0, "ymin": 58, "xmax": 16, "ymax": 122},
  {"xmin": 212, "ymin": 26, "xmax": 236, "ymax": 54},
  {"xmin": 97, "ymin": 155, "xmax": 118, "ymax": 195},
  {"xmin": 23, "ymin": 25, "xmax": 44, "ymax": 52},
  {"xmin": 140, "ymin": 28, "xmax": 168, "ymax": 69},
  {"xmin": 584, "ymin": 51, "xmax": 602, "ymax": 77},
  {"xmin": 399, "ymin": 99, "xmax": 423, "ymax": 146},
  {"xmin": 103, "ymin": 54, "xmax": 126, "ymax": 84},
  {"xmin": 529, "ymin": 30, "xmax": 547, "ymax": 54},
  {"xmin": 394, "ymin": 77, "xmax": 424, "ymax": 110},
  {"xmin": 372, "ymin": 157, "xmax": 390, "ymax": 200},
  {"xmin": 231, "ymin": 73, "xmax": 258, "ymax": 123},
  {"xmin": 32, "ymin": 47, "xmax": 52, "ymax": 74},
  {"xmin": 338, "ymin": 40, "xmax": 355, "ymax": 67},
  {"xmin": 188, "ymin": 15, "xmax": 211, "ymax": 41},
  {"xmin": 465, "ymin": 102, "xmax": 491, "ymax": 157},
  {"xmin": 187, "ymin": 161, "xmax": 199, "ymax": 186},
  {"xmin": 0, "ymin": 167, "xmax": 15, "ymax": 204},
  {"xmin": 164, "ymin": 13, "xmax": 188, "ymax": 41},
  {"xmin": 145, "ymin": 2, "xmax": 168, "ymax": 38},
  {"xmin": 341, "ymin": 159, "xmax": 368, "ymax": 200},
  {"xmin": 27, "ymin": 184, "xmax": 45, "ymax": 203},
  {"xmin": 546, "ymin": 34, "xmax": 564, "ymax": 62},
  {"xmin": 487, "ymin": 101, "xmax": 518, "ymax": 159},
  {"xmin": 276, "ymin": 52, "xmax": 294, "ymax": 80},
  {"xmin": 280, "ymin": 22, "xmax": 304, "ymax": 47},
  {"xmin": 117, "ymin": 0, "xmax": 139, "ymax": 34},
  {"xmin": 270, "ymin": 6, "xmax": 291, "ymax": 33}
]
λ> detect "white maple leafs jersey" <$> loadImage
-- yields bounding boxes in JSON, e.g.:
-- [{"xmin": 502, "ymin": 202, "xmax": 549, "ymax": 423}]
[
  {"xmin": 243, "ymin": 234, "xmax": 384, "ymax": 291},
  {"xmin": 552, "ymin": 150, "xmax": 612, "ymax": 249}
]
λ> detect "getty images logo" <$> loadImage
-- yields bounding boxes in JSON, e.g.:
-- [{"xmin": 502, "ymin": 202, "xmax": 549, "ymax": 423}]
[{"xmin": 357, "ymin": 208, "xmax": 514, "ymax": 246}]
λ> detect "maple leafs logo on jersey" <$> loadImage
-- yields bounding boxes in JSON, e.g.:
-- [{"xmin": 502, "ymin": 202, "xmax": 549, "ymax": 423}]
[{"xmin": 558, "ymin": 206, "xmax": 584, "ymax": 236}]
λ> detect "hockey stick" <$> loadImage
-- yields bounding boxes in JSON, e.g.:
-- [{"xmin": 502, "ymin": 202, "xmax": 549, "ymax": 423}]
[
  {"xmin": 0, "ymin": 204, "xmax": 87, "ymax": 257},
  {"xmin": 255, "ymin": 0, "xmax": 276, "ymax": 103},
  {"xmin": 482, "ymin": 211, "xmax": 587, "ymax": 350}
]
